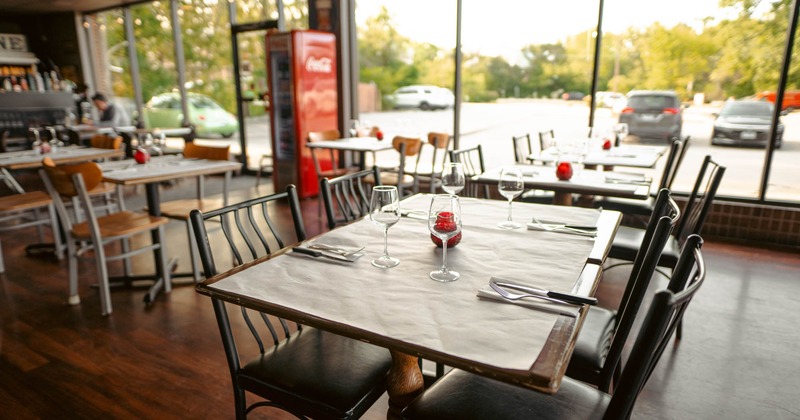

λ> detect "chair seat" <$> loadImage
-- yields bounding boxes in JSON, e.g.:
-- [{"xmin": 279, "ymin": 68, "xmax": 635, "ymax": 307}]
[
  {"xmin": 594, "ymin": 195, "xmax": 655, "ymax": 217},
  {"xmin": 0, "ymin": 191, "xmax": 52, "ymax": 212},
  {"xmin": 320, "ymin": 167, "xmax": 358, "ymax": 179},
  {"xmin": 402, "ymin": 369, "xmax": 609, "ymax": 420},
  {"xmin": 610, "ymin": 225, "xmax": 680, "ymax": 269},
  {"xmin": 240, "ymin": 326, "xmax": 391, "ymax": 419},
  {"xmin": 566, "ymin": 306, "xmax": 616, "ymax": 384},
  {"xmin": 71, "ymin": 210, "xmax": 169, "ymax": 240},
  {"xmin": 156, "ymin": 198, "xmax": 228, "ymax": 220}
]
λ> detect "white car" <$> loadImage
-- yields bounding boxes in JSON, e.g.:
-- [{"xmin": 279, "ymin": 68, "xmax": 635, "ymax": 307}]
[{"xmin": 388, "ymin": 85, "xmax": 455, "ymax": 110}]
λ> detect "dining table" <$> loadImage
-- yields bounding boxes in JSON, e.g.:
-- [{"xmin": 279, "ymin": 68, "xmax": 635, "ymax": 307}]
[
  {"xmin": 528, "ymin": 144, "xmax": 668, "ymax": 170},
  {"xmin": 98, "ymin": 155, "xmax": 241, "ymax": 304},
  {"xmin": 476, "ymin": 164, "xmax": 653, "ymax": 206},
  {"xmin": 306, "ymin": 136, "xmax": 394, "ymax": 169},
  {"xmin": 0, "ymin": 146, "xmax": 125, "ymax": 193},
  {"xmin": 196, "ymin": 194, "xmax": 622, "ymax": 418}
]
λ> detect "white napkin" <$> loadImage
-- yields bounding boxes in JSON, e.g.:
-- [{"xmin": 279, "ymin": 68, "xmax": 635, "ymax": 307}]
[{"xmin": 476, "ymin": 287, "xmax": 579, "ymax": 317}]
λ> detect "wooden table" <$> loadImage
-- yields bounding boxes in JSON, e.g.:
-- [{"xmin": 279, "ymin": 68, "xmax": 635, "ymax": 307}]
[
  {"xmin": 196, "ymin": 195, "xmax": 621, "ymax": 417},
  {"xmin": 99, "ymin": 156, "xmax": 241, "ymax": 303},
  {"xmin": 476, "ymin": 164, "xmax": 652, "ymax": 206},
  {"xmin": 306, "ymin": 136, "xmax": 394, "ymax": 169},
  {"xmin": 529, "ymin": 144, "xmax": 667, "ymax": 169},
  {"xmin": 0, "ymin": 146, "xmax": 125, "ymax": 193}
]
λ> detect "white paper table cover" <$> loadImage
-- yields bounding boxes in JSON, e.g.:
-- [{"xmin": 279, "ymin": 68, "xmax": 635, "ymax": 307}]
[
  {"xmin": 480, "ymin": 165, "xmax": 645, "ymax": 196},
  {"xmin": 0, "ymin": 146, "xmax": 115, "ymax": 167},
  {"xmin": 100, "ymin": 157, "xmax": 238, "ymax": 181},
  {"xmin": 207, "ymin": 195, "xmax": 598, "ymax": 372}
]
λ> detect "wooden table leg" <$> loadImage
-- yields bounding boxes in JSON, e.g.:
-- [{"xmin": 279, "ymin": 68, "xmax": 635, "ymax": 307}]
[
  {"xmin": 386, "ymin": 350, "xmax": 424, "ymax": 419},
  {"xmin": 553, "ymin": 191, "xmax": 573, "ymax": 206}
]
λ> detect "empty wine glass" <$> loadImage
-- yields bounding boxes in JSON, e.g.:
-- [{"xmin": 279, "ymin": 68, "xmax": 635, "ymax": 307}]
[
  {"xmin": 441, "ymin": 162, "xmax": 465, "ymax": 195},
  {"xmin": 428, "ymin": 194, "xmax": 462, "ymax": 282},
  {"xmin": 369, "ymin": 186, "xmax": 401, "ymax": 268},
  {"xmin": 497, "ymin": 167, "xmax": 524, "ymax": 229},
  {"xmin": 349, "ymin": 119, "xmax": 361, "ymax": 137}
]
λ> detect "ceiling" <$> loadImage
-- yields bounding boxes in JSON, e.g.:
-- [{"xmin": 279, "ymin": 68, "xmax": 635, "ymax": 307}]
[{"xmin": 1, "ymin": 0, "xmax": 145, "ymax": 14}]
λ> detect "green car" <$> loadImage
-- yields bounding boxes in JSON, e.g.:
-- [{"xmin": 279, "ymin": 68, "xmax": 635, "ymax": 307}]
[{"xmin": 142, "ymin": 92, "xmax": 239, "ymax": 138}]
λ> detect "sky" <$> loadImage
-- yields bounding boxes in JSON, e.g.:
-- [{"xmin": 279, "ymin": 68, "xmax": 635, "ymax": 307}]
[{"xmin": 356, "ymin": 0, "xmax": 738, "ymax": 64}]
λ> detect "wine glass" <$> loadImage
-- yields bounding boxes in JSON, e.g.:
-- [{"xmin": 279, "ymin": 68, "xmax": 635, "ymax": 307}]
[
  {"xmin": 428, "ymin": 194, "xmax": 462, "ymax": 282},
  {"xmin": 497, "ymin": 167, "xmax": 524, "ymax": 229},
  {"xmin": 349, "ymin": 119, "xmax": 361, "ymax": 137},
  {"xmin": 369, "ymin": 186, "xmax": 401, "ymax": 268},
  {"xmin": 441, "ymin": 162, "xmax": 465, "ymax": 195}
]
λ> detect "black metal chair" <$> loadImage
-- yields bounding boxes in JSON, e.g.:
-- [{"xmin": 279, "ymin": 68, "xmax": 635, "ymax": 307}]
[
  {"xmin": 401, "ymin": 234, "xmax": 707, "ymax": 420},
  {"xmin": 320, "ymin": 166, "xmax": 380, "ymax": 230},
  {"xmin": 538, "ymin": 129, "xmax": 556, "ymax": 151},
  {"xmin": 512, "ymin": 133, "xmax": 534, "ymax": 164},
  {"xmin": 609, "ymin": 155, "xmax": 724, "ymax": 270},
  {"xmin": 594, "ymin": 136, "xmax": 691, "ymax": 217},
  {"xmin": 189, "ymin": 185, "xmax": 392, "ymax": 419},
  {"xmin": 449, "ymin": 145, "xmax": 490, "ymax": 198},
  {"xmin": 512, "ymin": 133, "xmax": 555, "ymax": 203},
  {"xmin": 567, "ymin": 189, "xmax": 681, "ymax": 392}
]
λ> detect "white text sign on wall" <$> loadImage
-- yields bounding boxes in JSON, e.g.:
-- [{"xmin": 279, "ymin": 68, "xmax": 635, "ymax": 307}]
[{"xmin": 0, "ymin": 34, "xmax": 28, "ymax": 53}]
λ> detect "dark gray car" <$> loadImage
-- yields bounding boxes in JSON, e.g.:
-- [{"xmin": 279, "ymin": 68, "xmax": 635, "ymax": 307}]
[
  {"xmin": 711, "ymin": 100, "xmax": 783, "ymax": 148},
  {"xmin": 618, "ymin": 90, "xmax": 682, "ymax": 142}
]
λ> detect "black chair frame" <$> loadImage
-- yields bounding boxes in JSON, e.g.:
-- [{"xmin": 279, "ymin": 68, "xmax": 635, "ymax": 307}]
[
  {"xmin": 448, "ymin": 145, "xmax": 490, "ymax": 198},
  {"xmin": 321, "ymin": 166, "xmax": 381, "ymax": 230}
]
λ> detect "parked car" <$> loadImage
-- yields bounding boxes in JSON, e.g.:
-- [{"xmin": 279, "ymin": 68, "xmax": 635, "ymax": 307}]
[
  {"xmin": 618, "ymin": 90, "xmax": 682, "ymax": 142},
  {"xmin": 142, "ymin": 92, "xmax": 238, "ymax": 138},
  {"xmin": 387, "ymin": 85, "xmax": 455, "ymax": 110},
  {"xmin": 561, "ymin": 91, "xmax": 585, "ymax": 101},
  {"xmin": 754, "ymin": 90, "xmax": 800, "ymax": 112},
  {"xmin": 595, "ymin": 91, "xmax": 625, "ymax": 108},
  {"xmin": 711, "ymin": 100, "xmax": 784, "ymax": 148}
]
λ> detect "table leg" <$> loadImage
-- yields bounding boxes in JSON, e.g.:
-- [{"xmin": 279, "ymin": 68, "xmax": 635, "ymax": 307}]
[
  {"xmin": 386, "ymin": 350, "xmax": 424, "ymax": 419},
  {"xmin": 144, "ymin": 182, "xmax": 168, "ymax": 304},
  {"xmin": 553, "ymin": 191, "xmax": 573, "ymax": 206}
]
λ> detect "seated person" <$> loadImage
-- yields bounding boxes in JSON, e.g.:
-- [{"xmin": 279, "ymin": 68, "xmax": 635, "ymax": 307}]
[{"xmin": 91, "ymin": 92, "xmax": 131, "ymax": 127}]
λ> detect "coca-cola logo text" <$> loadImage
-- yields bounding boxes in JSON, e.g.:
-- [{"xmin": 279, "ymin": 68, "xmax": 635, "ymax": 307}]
[{"xmin": 305, "ymin": 56, "xmax": 332, "ymax": 73}]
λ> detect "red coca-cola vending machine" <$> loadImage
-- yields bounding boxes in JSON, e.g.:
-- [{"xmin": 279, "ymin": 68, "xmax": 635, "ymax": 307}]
[{"xmin": 266, "ymin": 29, "xmax": 338, "ymax": 199}]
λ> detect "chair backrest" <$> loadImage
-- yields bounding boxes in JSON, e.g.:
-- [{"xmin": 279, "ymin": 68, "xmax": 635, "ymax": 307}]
[
  {"xmin": 40, "ymin": 160, "xmax": 105, "ymax": 235},
  {"xmin": 449, "ymin": 145, "xmax": 489, "ymax": 198},
  {"xmin": 308, "ymin": 129, "xmax": 341, "ymax": 143},
  {"xmin": 512, "ymin": 133, "xmax": 532, "ymax": 164},
  {"xmin": 321, "ymin": 166, "xmax": 380, "ymax": 230},
  {"xmin": 674, "ymin": 155, "xmax": 725, "ymax": 245},
  {"xmin": 90, "ymin": 134, "xmax": 123, "ymax": 150},
  {"xmin": 392, "ymin": 136, "xmax": 422, "ymax": 156},
  {"xmin": 604, "ymin": 235, "xmax": 706, "ymax": 419},
  {"xmin": 658, "ymin": 136, "xmax": 690, "ymax": 190},
  {"xmin": 190, "ymin": 185, "xmax": 305, "ymax": 276},
  {"xmin": 424, "ymin": 132, "xmax": 451, "ymax": 171},
  {"xmin": 538, "ymin": 129, "xmax": 556, "ymax": 151},
  {"xmin": 308, "ymin": 129, "xmax": 342, "ymax": 178},
  {"xmin": 183, "ymin": 143, "xmax": 231, "ymax": 161},
  {"xmin": 189, "ymin": 185, "xmax": 307, "ymax": 373},
  {"xmin": 598, "ymin": 188, "xmax": 681, "ymax": 391}
]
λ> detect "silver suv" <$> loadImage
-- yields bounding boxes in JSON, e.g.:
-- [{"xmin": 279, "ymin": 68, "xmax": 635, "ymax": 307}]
[
  {"xmin": 387, "ymin": 85, "xmax": 455, "ymax": 110},
  {"xmin": 618, "ymin": 90, "xmax": 682, "ymax": 142}
]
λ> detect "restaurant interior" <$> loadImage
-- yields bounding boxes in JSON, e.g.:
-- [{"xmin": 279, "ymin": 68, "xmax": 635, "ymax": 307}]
[{"xmin": 1, "ymin": 1, "xmax": 799, "ymax": 419}]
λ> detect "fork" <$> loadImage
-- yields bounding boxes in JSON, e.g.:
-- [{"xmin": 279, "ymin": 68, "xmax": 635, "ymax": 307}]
[
  {"xmin": 308, "ymin": 243, "xmax": 365, "ymax": 257},
  {"xmin": 489, "ymin": 282, "xmax": 579, "ymax": 306}
]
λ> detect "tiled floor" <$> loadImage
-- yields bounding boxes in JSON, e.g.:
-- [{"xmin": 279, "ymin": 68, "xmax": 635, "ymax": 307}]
[{"xmin": 1, "ymin": 172, "xmax": 799, "ymax": 418}]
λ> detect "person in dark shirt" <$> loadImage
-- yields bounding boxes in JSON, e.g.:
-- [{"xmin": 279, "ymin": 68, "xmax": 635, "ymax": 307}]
[{"xmin": 91, "ymin": 92, "xmax": 131, "ymax": 127}]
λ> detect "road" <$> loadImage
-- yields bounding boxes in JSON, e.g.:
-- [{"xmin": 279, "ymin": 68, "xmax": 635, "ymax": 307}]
[{"xmin": 198, "ymin": 99, "xmax": 798, "ymax": 201}]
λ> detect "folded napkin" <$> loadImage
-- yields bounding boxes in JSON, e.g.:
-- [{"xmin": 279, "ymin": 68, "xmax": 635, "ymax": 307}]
[
  {"xmin": 476, "ymin": 287, "xmax": 579, "ymax": 316},
  {"xmin": 518, "ymin": 167, "xmax": 540, "ymax": 177},
  {"xmin": 305, "ymin": 239, "xmax": 366, "ymax": 261},
  {"xmin": 526, "ymin": 223, "xmax": 597, "ymax": 238}
]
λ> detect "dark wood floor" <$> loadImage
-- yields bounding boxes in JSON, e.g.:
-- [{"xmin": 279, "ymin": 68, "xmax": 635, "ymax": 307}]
[{"xmin": 2, "ymin": 172, "xmax": 799, "ymax": 419}]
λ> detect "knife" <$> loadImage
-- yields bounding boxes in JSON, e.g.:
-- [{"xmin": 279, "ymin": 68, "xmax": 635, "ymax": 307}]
[
  {"xmin": 491, "ymin": 278, "xmax": 597, "ymax": 305},
  {"xmin": 292, "ymin": 246, "xmax": 355, "ymax": 263}
]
